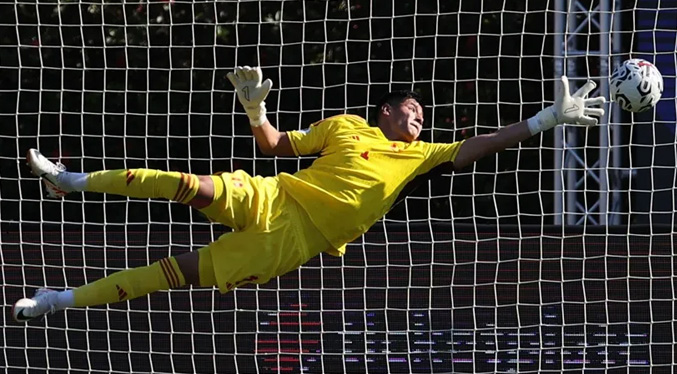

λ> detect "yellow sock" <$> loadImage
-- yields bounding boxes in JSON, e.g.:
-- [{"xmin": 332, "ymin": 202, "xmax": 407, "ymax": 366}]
[
  {"xmin": 73, "ymin": 258, "xmax": 186, "ymax": 307},
  {"xmin": 86, "ymin": 169, "xmax": 199, "ymax": 204}
]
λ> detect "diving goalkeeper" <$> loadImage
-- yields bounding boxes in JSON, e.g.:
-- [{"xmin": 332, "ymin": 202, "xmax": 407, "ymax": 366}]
[{"xmin": 12, "ymin": 66, "xmax": 605, "ymax": 322}]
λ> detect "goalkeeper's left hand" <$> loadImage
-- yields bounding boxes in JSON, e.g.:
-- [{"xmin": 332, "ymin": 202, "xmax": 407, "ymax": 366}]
[
  {"xmin": 527, "ymin": 75, "xmax": 606, "ymax": 135},
  {"xmin": 227, "ymin": 66, "xmax": 273, "ymax": 127}
]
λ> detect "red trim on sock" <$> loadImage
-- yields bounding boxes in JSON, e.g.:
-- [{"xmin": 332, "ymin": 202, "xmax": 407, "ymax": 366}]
[
  {"xmin": 116, "ymin": 285, "xmax": 128, "ymax": 301},
  {"xmin": 159, "ymin": 259, "xmax": 179, "ymax": 288},
  {"xmin": 177, "ymin": 174, "xmax": 194, "ymax": 203},
  {"xmin": 165, "ymin": 259, "xmax": 181, "ymax": 287},
  {"xmin": 173, "ymin": 173, "xmax": 187, "ymax": 202},
  {"xmin": 126, "ymin": 170, "xmax": 136, "ymax": 186}
]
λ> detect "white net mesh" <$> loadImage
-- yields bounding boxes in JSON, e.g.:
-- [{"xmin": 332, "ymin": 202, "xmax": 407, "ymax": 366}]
[{"xmin": 1, "ymin": 0, "xmax": 675, "ymax": 372}]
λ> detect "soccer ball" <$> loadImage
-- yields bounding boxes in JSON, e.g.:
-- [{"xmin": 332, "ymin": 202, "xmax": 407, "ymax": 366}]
[{"xmin": 609, "ymin": 58, "xmax": 663, "ymax": 113}]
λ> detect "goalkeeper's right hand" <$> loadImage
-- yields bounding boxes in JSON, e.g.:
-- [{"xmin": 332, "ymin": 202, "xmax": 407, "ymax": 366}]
[{"xmin": 227, "ymin": 66, "xmax": 273, "ymax": 127}]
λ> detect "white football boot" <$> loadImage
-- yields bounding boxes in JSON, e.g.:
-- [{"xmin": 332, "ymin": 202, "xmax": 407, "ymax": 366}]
[
  {"xmin": 26, "ymin": 148, "xmax": 70, "ymax": 198},
  {"xmin": 12, "ymin": 288, "xmax": 60, "ymax": 323}
]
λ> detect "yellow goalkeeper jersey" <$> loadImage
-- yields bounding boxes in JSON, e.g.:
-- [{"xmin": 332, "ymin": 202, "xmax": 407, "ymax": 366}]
[{"xmin": 278, "ymin": 114, "xmax": 464, "ymax": 256}]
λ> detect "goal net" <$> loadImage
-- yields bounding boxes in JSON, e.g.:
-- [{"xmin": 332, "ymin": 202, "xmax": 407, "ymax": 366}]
[{"xmin": 2, "ymin": 0, "xmax": 675, "ymax": 372}]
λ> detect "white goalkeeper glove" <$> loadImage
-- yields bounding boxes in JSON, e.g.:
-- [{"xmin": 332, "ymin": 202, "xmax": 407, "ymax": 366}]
[
  {"xmin": 527, "ymin": 75, "xmax": 606, "ymax": 135},
  {"xmin": 227, "ymin": 66, "xmax": 273, "ymax": 127}
]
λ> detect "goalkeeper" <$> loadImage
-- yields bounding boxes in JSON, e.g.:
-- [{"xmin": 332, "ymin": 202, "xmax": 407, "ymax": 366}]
[{"xmin": 13, "ymin": 66, "xmax": 605, "ymax": 322}]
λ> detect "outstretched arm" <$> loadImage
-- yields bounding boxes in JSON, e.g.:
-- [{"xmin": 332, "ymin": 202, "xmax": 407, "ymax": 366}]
[
  {"xmin": 453, "ymin": 120, "xmax": 531, "ymax": 170},
  {"xmin": 227, "ymin": 66, "xmax": 295, "ymax": 157},
  {"xmin": 454, "ymin": 76, "xmax": 606, "ymax": 171}
]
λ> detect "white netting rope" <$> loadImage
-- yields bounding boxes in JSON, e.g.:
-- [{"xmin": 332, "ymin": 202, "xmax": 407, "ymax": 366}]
[{"xmin": 2, "ymin": 1, "xmax": 676, "ymax": 373}]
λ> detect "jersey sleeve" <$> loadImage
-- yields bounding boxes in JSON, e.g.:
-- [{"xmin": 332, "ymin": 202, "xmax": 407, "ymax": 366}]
[
  {"xmin": 418, "ymin": 140, "xmax": 466, "ymax": 173},
  {"xmin": 286, "ymin": 118, "xmax": 337, "ymax": 156}
]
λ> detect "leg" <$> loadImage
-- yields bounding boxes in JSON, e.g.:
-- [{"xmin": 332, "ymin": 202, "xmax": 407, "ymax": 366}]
[
  {"xmin": 27, "ymin": 149, "xmax": 214, "ymax": 207},
  {"xmin": 71, "ymin": 248, "xmax": 217, "ymax": 307},
  {"xmin": 85, "ymin": 169, "xmax": 204, "ymax": 204},
  {"xmin": 87, "ymin": 170, "xmax": 218, "ymax": 210},
  {"xmin": 28, "ymin": 149, "xmax": 241, "ymax": 227},
  {"xmin": 72, "ymin": 256, "xmax": 188, "ymax": 307},
  {"xmin": 88, "ymin": 171, "xmax": 225, "ymax": 223},
  {"xmin": 12, "ymin": 249, "xmax": 218, "ymax": 322}
]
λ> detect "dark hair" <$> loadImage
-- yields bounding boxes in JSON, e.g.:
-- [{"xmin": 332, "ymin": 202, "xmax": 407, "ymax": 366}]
[{"xmin": 373, "ymin": 90, "xmax": 424, "ymax": 122}]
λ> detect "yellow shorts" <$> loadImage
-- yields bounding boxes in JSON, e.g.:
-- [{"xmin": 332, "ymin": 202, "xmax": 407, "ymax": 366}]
[{"xmin": 197, "ymin": 170, "xmax": 329, "ymax": 293}]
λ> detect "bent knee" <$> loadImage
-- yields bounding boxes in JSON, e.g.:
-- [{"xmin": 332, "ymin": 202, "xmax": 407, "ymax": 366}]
[
  {"xmin": 187, "ymin": 175, "xmax": 215, "ymax": 209},
  {"xmin": 174, "ymin": 251, "xmax": 200, "ymax": 286}
]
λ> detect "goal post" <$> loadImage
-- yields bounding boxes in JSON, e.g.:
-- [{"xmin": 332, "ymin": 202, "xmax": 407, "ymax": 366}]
[
  {"xmin": 553, "ymin": 0, "xmax": 622, "ymax": 226},
  {"xmin": 1, "ymin": 0, "xmax": 675, "ymax": 372}
]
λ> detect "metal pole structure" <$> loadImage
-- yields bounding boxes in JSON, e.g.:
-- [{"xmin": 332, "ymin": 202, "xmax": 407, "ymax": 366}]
[
  {"xmin": 554, "ymin": 0, "xmax": 565, "ymax": 225},
  {"xmin": 610, "ymin": 0, "xmax": 623, "ymax": 225},
  {"xmin": 554, "ymin": 0, "xmax": 620, "ymax": 226},
  {"xmin": 599, "ymin": 0, "xmax": 611, "ymax": 226},
  {"xmin": 566, "ymin": 0, "xmax": 579, "ymax": 225}
]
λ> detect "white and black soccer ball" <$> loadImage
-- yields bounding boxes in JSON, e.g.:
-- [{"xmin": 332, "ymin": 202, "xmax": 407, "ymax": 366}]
[{"xmin": 609, "ymin": 58, "xmax": 663, "ymax": 113}]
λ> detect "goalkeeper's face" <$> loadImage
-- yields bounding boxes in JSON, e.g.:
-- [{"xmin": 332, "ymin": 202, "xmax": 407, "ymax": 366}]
[{"xmin": 383, "ymin": 98, "xmax": 424, "ymax": 142}]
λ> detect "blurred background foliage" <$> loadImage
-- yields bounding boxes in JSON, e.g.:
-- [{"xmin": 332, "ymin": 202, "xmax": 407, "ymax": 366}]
[{"xmin": 1, "ymin": 0, "xmax": 553, "ymax": 226}]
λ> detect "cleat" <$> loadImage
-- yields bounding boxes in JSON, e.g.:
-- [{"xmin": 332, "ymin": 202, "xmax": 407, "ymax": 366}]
[
  {"xmin": 12, "ymin": 288, "xmax": 59, "ymax": 323},
  {"xmin": 26, "ymin": 149, "xmax": 70, "ymax": 198}
]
